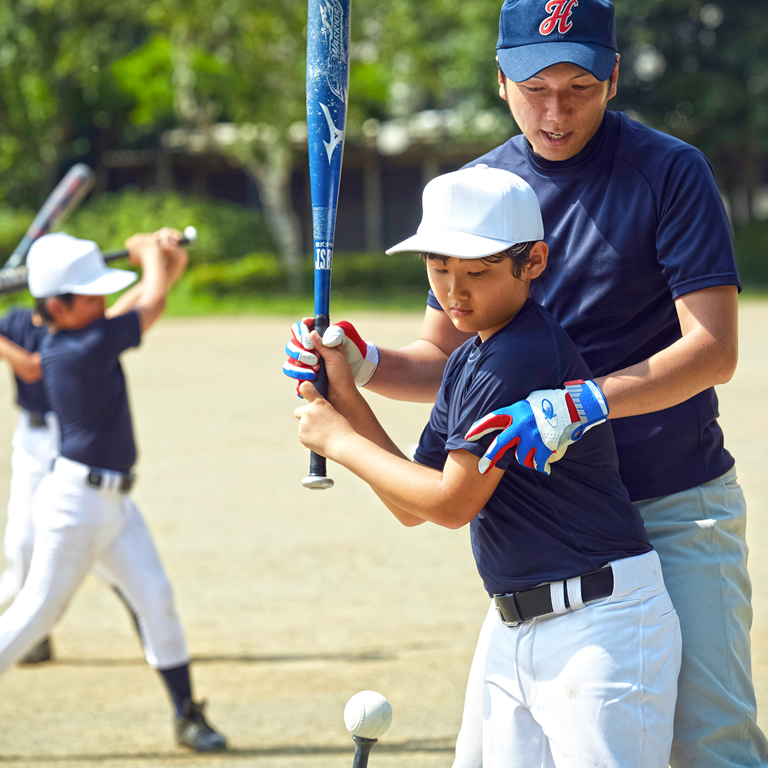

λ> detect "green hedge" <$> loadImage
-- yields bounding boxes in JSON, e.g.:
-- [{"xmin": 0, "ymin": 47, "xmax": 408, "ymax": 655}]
[
  {"xmin": 178, "ymin": 250, "xmax": 429, "ymax": 297},
  {"xmin": 734, "ymin": 220, "xmax": 768, "ymax": 286},
  {"xmin": 2, "ymin": 187, "xmax": 765, "ymax": 306},
  {"xmin": 0, "ymin": 188, "xmax": 275, "ymax": 266}
]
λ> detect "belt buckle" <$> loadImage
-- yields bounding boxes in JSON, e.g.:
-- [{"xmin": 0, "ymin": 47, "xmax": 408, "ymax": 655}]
[{"xmin": 494, "ymin": 593, "xmax": 522, "ymax": 627}]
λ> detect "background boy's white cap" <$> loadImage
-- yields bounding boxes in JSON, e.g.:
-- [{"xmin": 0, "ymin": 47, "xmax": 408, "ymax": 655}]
[
  {"xmin": 385, "ymin": 165, "xmax": 544, "ymax": 258},
  {"xmin": 27, "ymin": 233, "xmax": 137, "ymax": 298}
]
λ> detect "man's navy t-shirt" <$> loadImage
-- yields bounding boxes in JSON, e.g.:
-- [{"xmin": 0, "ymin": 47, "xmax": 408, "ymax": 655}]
[
  {"xmin": 0, "ymin": 308, "xmax": 50, "ymax": 414},
  {"xmin": 427, "ymin": 110, "xmax": 739, "ymax": 501},
  {"xmin": 40, "ymin": 311, "xmax": 141, "ymax": 473},
  {"xmin": 414, "ymin": 299, "xmax": 651, "ymax": 596}
]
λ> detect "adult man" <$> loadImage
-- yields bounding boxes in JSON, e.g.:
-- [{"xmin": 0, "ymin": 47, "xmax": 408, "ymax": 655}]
[{"xmin": 285, "ymin": 0, "xmax": 766, "ymax": 764}]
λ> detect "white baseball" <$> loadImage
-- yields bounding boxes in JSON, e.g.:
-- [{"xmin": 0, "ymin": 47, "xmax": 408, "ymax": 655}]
[
  {"xmin": 183, "ymin": 225, "xmax": 198, "ymax": 243},
  {"xmin": 344, "ymin": 691, "xmax": 393, "ymax": 739}
]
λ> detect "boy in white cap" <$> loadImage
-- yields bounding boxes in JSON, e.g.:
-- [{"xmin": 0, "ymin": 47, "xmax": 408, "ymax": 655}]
[
  {"xmin": 294, "ymin": 166, "xmax": 681, "ymax": 767},
  {"xmin": 0, "ymin": 229, "xmax": 227, "ymax": 752}
]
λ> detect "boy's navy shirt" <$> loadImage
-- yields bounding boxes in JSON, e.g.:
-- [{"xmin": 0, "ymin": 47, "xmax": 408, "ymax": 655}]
[
  {"xmin": 415, "ymin": 298, "xmax": 651, "ymax": 596},
  {"xmin": 427, "ymin": 110, "xmax": 739, "ymax": 502},
  {"xmin": 40, "ymin": 311, "xmax": 141, "ymax": 473},
  {"xmin": 0, "ymin": 308, "xmax": 50, "ymax": 414}
]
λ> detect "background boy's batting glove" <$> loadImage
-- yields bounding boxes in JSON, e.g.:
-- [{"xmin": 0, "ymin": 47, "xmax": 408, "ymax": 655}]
[
  {"xmin": 283, "ymin": 318, "xmax": 379, "ymax": 391},
  {"xmin": 464, "ymin": 380, "xmax": 609, "ymax": 476}
]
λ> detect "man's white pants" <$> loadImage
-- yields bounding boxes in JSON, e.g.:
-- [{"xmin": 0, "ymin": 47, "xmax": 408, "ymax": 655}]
[
  {"xmin": 0, "ymin": 457, "xmax": 189, "ymax": 673},
  {"xmin": 0, "ymin": 412, "xmax": 59, "ymax": 606},
  {"xmin": 464, "ymin": 551, "xmax": 681, "ymax": 768}
]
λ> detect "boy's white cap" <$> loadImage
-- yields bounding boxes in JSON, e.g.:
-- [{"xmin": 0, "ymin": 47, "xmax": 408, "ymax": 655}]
[
  {"xmin": 27, "ymin": 233, "xmax": 137, "ymax": 298},
  {"xmin": 385, "ymin": 165, "xmax": 544, "ymax": 259}
]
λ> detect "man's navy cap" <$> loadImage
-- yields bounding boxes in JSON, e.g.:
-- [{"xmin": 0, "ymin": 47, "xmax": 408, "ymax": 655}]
[{"xmin": 497, "ymin": 0, "xmax": 617, "ymax": 83}]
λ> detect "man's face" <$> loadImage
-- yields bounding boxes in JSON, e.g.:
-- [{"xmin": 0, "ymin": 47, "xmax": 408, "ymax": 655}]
[{"xmin": 499, "ymin": 60, "xmax": 618, "ymax": 162}]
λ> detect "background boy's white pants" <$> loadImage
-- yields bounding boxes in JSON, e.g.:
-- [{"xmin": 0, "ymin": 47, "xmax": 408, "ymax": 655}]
[
  {"xmin": 0, "ymin": 411, "xmax": 59, "ymax": 606},
  {"xmin": 467, "ymin": 551, "xmax": 681, "ymax": 768},
  {"xmin": 0, "ymin": 457, "xmax": 189, "ymax": 673}
]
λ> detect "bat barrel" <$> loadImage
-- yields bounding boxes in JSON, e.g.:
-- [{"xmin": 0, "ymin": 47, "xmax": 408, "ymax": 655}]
[{"xmin": 4, "ymin": 163, "xmax": 96, "ymax": 270}]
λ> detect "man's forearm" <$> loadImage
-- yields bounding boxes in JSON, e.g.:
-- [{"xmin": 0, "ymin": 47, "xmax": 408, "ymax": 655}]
[
  {"xmin": 364, "ymin": 306, "xmax": 471, "ymax": 402},
  {"xmin": 362, "ymin": 340, "xmax": 449, "ymax": 402},
  {"xmin": 596, "ymin": 286, "xmax": 738, "ymax": 419}
]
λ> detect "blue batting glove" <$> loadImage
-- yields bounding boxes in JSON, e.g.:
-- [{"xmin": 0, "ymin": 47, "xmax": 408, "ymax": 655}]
[{"xmin": 465, "ymin": 380, "xmax": 609, "ymax": 475}]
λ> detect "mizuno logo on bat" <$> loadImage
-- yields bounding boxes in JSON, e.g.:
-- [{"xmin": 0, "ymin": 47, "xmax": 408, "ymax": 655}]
[
  {"xmin": 320, "ymin": 103, "xmax": 344, "ymax": 163},
  {"xmin": 320, "ymin": 0, "xmax": 348, "ymax": 103}
]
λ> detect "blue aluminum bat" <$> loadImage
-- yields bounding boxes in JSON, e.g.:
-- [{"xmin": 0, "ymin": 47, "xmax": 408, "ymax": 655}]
[{"xmin": 303, "ymin": 0, "xmax": 351, "ymax": 490}]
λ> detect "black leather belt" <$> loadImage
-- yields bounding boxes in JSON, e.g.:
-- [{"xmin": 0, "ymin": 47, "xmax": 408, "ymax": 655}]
[
  {"xmin": 87, "ymin": 470, "xmax": 135, "ymax": 493},
  {"xmin": 28, "ymin": 411, "xmax": 47, "ymax": 428},
  {"xmin": 494, "ymin": 566, "xmax": 614, "ymax": 626}
]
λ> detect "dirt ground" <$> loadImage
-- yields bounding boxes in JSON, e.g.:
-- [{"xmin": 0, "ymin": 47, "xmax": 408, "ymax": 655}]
[{"xmin": 0, "ymin": 303, "xmax": 766, "ymax": 768}]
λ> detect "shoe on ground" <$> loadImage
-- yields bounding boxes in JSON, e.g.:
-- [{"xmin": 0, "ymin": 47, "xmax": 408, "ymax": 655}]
[
  {"xmin": 175, "ymin": 700, "xmax": 227, "ymax": 752},
  {"xmin": 19, "ymin": 636, "xmax": 53, "ymax": 665}
]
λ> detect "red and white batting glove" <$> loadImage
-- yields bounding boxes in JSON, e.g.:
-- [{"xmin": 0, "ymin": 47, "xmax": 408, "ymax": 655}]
[
  {"xmin": 283, "ymin": 318, "xmax": 379, "ymax": 393},
  {"xmin": 464, "ymin": 380, "xmax": 609, "ymax": 476}
]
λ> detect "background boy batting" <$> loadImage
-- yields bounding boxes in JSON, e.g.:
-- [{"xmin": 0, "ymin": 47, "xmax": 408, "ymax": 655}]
[
  {"xmin": 294, "ymin": 166, "xmax": 681, "ymax": 767},
  {"xmin": 0, "ymin": 230, "xmax": 226, "ymax": 752}
]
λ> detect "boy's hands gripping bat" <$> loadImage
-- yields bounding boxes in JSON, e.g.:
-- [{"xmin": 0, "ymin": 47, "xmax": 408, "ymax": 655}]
[
  {"xmin": 4, "ymin": 164, "xmax": 96, "ymax": 269},
  {"xmin": 302, "ymin": 0, "xmax": 351, "ymax": 490}
]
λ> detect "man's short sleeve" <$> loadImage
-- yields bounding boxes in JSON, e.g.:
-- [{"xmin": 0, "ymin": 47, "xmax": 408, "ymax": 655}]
[{"xmin": 656, "ymin": 148, "xmax": 741, "ymax": 298}]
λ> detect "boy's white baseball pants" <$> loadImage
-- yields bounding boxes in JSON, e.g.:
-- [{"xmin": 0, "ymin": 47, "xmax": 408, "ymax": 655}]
[
  {"xmin": 0, "ymin": 456, "xmax": 188, "ymax": 673},
  {"xmin": 467, "ymin": 550, "xmax": 682, "ymax": 768}
]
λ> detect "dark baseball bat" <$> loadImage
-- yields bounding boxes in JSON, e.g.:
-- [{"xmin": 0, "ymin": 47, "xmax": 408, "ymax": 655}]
[
  {"xmin": 4, "ymin": 164, "xmax": 96, "ymax": 270},
  {"xmin": 302, "ymin": 0, "xmax": 351, "ymax": 490},
  {"xmin": 0, "ymin": 226, "xmax": 197, "ymax": 297}
]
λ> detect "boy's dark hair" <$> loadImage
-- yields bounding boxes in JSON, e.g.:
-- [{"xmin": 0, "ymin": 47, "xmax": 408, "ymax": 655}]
[
  {"xmin": 420, "ymin": 241, "xmax": 535, "ymax": 278},
  {"xmin": 35, "ymin": 294, "xmax": 74, "ymax": 325}
]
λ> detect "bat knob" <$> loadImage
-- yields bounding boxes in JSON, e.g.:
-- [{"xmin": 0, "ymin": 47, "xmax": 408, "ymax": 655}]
[{"xmin": 301, "ymin": 474, "xmax": 335, "ymax": 490}]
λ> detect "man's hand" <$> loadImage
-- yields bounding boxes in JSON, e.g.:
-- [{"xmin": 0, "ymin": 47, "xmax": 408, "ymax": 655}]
[
  {"xmin": 294, "ymin": 381, "xmax": 356, "ymax": 458},
  {"xmin": 465, "ymin": 380, "xmax": 609, "ymax": 475},
  {"xmin": 283, "ymin": 319, "xmax": 379, "ymax": 389}
]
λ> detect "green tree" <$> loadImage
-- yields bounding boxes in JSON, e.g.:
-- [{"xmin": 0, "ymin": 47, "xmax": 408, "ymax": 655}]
[
  {"xmin": 614, "ymin": 0, "xmax": 768, "ymax": 221},
  {"xmin": 0, "ymin": 0, "xmax": 141, "ymax": 206}
]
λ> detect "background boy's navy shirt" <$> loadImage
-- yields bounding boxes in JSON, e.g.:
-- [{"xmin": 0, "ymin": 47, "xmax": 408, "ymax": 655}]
[
  {"xmin": 0, "ymin": 308, "xmax": 50, "ymax": 414},
  {"xmin": 415, "ymin": 299, "xmax": 651, "ymax": 596},
  {"xmin": 426, "ymin": 110, "xmax": 739, "ymax": 502},
  {"xmin": 41, "ymin": 311, "xmax": 141, "ymax": 473}
]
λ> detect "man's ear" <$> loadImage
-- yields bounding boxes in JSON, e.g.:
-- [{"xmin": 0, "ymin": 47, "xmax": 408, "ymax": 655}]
[
  {"xmin": 497, "ymin": 57, "xmax": 508, "ymax": 101},
  {"xmin": 525, "ymin": 242, "xmax": 549, "ymax": 280},
  {"xmin": 607, "ymin": 55, "xmax": 620, "ymax": 101}
]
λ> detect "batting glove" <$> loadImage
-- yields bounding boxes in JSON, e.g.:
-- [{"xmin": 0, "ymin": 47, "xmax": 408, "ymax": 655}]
[
  {"xmin": 283, "ymin": 318, "xmax": 379, "ymax": 390},
  {"xmin": 464, "ymin": 379, "xmax": 609, "ymax": 476}
]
